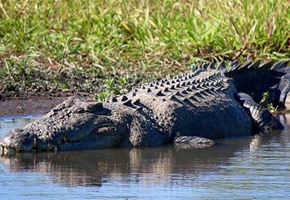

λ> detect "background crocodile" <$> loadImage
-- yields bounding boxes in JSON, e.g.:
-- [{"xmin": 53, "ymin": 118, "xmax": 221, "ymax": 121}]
[{"xmin": 0, "ymin": 60, "xmax": 289, "ymax": 155}]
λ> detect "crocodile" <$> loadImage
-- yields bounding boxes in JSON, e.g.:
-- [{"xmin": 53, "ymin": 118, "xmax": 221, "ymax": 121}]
[{"xmin": 0, "ymin": 60, "xmax": 289, "ymax": 155}]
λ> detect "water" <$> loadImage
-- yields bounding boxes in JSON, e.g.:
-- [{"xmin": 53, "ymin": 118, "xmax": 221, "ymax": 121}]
[{"xmin": 0, "ymin": 115, "xmax": 290, "ymax": 199}]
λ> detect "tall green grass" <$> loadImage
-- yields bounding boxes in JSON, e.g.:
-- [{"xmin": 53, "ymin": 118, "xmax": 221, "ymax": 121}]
[{"xmin": 0, "ymin": 0, "xmax": 289, "ymax": 97}]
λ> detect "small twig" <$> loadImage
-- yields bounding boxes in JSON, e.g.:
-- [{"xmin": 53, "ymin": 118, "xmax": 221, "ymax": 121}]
[
  {"xmin": 229, "ymin": 18, "xmax": 240, "ymax": 36},
  {"xmin": 267, "ymin": 18, "xmax": 275, "ymax": 39},
  {"xmin": 232, "ymin": 39, "xmax": 248, "ymax": 60},
  {"xmin": 17, "ymin": 0, "xmax": 30, "ymax": 17},
  {"xmin": 63, "ymin": 59, "xmax": 75, "ymax": 68}
]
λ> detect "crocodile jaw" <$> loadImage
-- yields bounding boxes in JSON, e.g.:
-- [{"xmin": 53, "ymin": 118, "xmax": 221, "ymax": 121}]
[{"xmin": 0, "ymin": 117, "xmax": 126, "ymax": 156}]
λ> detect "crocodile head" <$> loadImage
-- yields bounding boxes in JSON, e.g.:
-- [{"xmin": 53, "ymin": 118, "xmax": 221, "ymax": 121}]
[{"xmin": 0, "ymin": 98, "xmax": 128, "ymax": 155}]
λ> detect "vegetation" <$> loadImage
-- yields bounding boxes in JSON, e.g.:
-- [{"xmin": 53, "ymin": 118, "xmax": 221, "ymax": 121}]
[{"xmin": 0, "ymin": 0, "xmax": 289, "ymax": 99}]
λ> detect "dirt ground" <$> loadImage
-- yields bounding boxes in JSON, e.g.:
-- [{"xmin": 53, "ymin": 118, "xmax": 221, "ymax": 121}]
[{"xmin": 0, "ymin": 96, "xmax": 89, "ymax": 117}]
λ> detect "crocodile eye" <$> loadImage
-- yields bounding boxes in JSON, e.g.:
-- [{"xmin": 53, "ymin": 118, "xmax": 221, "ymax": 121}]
[
  {"xmin": 85, "ymin": 102, "xmax": 110, "ymax": 115},
  {"xmin": 95, "ymin": 126, "xmax": 117, "ymax": 135},
  {"xmin": 72, "ymin": 107, "xmax": 85, "ymax": 113}
]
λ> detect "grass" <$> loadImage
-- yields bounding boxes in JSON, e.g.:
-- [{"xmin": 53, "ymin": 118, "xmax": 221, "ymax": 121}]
[{"xmin": 0, "ymin": 0, "xmax": 289, "ymax": 99}]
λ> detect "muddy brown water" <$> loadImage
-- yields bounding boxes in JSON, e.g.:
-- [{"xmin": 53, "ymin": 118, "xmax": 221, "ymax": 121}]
[{"xmin": 0, "ymin": 114, "xmax": 290, "ymax": 199}]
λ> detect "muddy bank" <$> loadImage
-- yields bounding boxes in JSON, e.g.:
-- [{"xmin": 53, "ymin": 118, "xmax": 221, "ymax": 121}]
[{"xmin": 0, "ymin": 96, "xmax": 91, "ymax": 117}]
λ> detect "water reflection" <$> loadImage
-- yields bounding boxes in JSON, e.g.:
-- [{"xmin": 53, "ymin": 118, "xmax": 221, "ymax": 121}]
[
  {"xmin": 0, "ymin": 133, "xmax": 280, "ymax": 187},
  {"xmin": 0, "ymin": 115, "xmax": 42, "ymax": 135},
  {"xmin": 0, "ymin": 114, "xmax": 289, "ymax": 190}
]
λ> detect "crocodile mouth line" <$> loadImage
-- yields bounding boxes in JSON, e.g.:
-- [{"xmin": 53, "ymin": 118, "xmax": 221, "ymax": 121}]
[
  {"xmin": 58, "ymin": 125, "xmax": 118, "ymax": 143},
  {"xmin": 0, "ymin": 123, "xmax": 120, "ymax": 156}
]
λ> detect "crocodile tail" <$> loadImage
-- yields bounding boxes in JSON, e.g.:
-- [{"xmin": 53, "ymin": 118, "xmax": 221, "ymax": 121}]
[{"xmin": 224, "ymin": 60, "xmax": 290, "ymax": 107}]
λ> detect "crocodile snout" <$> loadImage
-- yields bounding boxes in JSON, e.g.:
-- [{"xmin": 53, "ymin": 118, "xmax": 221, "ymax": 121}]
[{"xmin": 0, "ymin": 129, "xmax": 36, "ymax": 155}]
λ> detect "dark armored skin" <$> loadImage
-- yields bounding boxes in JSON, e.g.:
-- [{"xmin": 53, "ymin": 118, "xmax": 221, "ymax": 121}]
[
  {"xmin": 224, "ymin": 60, "xmax": 290, "ymax": 107},
  {"xmin": 0, "ymin": 60, "xmax": 289, "ymax": 155}
]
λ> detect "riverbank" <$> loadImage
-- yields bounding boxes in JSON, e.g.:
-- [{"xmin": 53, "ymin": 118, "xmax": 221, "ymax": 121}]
[
  {"xmin": 0, "ymin": 0, "xmax": 289, "ymax": 103},
  {"xmin": 0, "ymin": 96, "xmax": 94, "ymax": 117},
  {"xmin": 0, "ymin": 1, "xmax": 289, "ymax": 117},
  {"xmin": 0, "ymin": 97, "xmax": 65, "ymax": 117}
]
